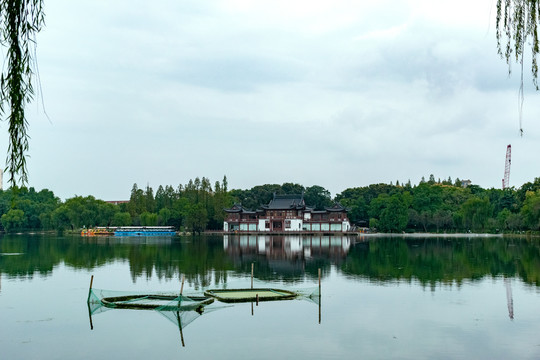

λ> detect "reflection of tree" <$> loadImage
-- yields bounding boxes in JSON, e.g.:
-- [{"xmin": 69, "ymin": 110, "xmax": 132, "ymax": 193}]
[
  {"xmin": 1, "ymin": 235, "xmax": 539, "ymax": 287},
  {"xmin": 222, "ymin": 235, "xmax": 348, "ymax": 282},
  {"xmin": 342, "ymin": 237, "xmax": 540, "ymax": 287}
]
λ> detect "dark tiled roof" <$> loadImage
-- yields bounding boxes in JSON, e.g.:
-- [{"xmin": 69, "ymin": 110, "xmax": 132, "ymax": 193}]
[
  {"xmin": 261, "ymin": 193, "xmax": 306, "ymax": 210},
  {"xmin": 224, "ymin": 204, "xmax": 253, "ymax": 213},
  {"xmin": 325, "ymin": 203, "xmax": 348, "ymax": 212}
]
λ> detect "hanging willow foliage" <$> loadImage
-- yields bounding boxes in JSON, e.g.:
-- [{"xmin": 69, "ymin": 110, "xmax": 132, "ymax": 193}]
[
  {"xmin": 497, "ymin": 0, "xmax": 539, "ymax": 86},
  {"xmin": 496, "ymin": 0, "xmax": 540, "ymax": 135},
  {"xmin": 0, "ymin": 0, "xmax": 44, "ymax": 186}
]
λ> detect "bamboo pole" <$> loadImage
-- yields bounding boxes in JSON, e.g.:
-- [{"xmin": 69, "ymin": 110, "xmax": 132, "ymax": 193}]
[
  {"xmin": 178, "ymin": 275, "xmax": 185, "ymax": 307},
  {"xmin": 318, "ymin": 268, "xmax": 321, "ymax": 295},
  {"xmin": 251, "ymin": 263, "xmax": 254, "ymax": 289},
  {"xmin": 87, "ymin": 275, "xmax": 94, "ymax": 302},
  {"xmin": 180, "ymin": 275, "xmax": 185, "ymax": 295},
  {"xmin": 87, "ymin": 302, "xmax": 94, "ymax": 330},
  {"xmin": 176, "ymin": 311, "xmax": 185, "ymax": 347},
  {"xmin": 319, "ymin": 295, "xmax": 322, "ymax": 324},
  {"xmin": 318, "ymin": 268, "xmax": 321, "ymax": 324}
]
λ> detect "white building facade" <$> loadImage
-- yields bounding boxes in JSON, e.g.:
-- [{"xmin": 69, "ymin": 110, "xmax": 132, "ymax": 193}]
[{"xmin": 224, "ymin": 193, "xmax": 351, "ymax": 233}]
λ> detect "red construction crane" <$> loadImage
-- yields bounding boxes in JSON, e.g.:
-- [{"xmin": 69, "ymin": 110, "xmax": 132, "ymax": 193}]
[{"xmin": 502, "ymin": 145, "xmax": 511, "ymax": 189}]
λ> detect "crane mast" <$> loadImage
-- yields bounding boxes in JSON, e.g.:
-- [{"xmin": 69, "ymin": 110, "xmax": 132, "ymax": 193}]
[
  {"xmin": 505, "ymin": 277, "xmax": 514, "ymax": 320},
  {"xmin": 502, "ymin": 145, "xmax": 511, "ymax": 189}
]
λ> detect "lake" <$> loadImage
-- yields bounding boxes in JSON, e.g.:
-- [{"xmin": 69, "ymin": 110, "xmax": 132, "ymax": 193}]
[{"xmin": 1, "ymin": 233, "xmax": 539, "ymax": 359}]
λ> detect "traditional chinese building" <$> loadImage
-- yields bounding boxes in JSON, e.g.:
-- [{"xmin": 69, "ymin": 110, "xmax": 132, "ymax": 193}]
[{"xmin": 223, "ymin": 193, "xmax": 351, "ymax": 233}]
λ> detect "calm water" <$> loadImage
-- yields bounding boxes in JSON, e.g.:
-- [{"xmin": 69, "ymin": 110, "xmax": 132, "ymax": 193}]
[{"xmin": 1, "ymin": 233, "xmax": 539, "ymax": 360}]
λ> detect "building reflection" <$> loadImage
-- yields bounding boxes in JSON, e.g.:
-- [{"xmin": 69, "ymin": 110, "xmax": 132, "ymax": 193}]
[{"xmin": 223, "ymin": 234, "xmax": 355, "ymax": 264}]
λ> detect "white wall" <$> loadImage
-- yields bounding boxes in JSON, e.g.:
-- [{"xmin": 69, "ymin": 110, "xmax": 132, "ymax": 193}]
[
  {"xmin": 258, "ymin": 219, "xmax": 269, "ymax": 231},
  {"xmin": 286, "ymin": 219, "xmax": 303, "ymax": 231}
]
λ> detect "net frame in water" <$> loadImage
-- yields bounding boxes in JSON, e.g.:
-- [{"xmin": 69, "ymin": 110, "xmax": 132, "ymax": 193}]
[
  {"xmin": 99, "ymin": 294, "xmax": 214, "ymax": 311},
  {"xmin": 204, "ymin": 288, "xmax": 298, "ymax": 303}
]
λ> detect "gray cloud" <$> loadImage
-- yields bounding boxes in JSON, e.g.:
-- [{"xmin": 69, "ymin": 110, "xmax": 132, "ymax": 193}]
[{"xmin": 9, "ymin": 0, "xmax": 539, "ymax": 199}]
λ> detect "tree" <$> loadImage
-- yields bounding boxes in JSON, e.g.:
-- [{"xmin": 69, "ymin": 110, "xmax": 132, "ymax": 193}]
[
  {"xmin": 97, "ymin": 202, "xmax": 117, "ymax": 226},
  {"xmin": 144, "ymin": 185, "xmax": 155, "ymax": 213},
  {"xmin": 155, "ymin": 185, "xmax": 166, "ymax": 211},
  {"xmin": 304, "ymin": 185, "xmax": 332, "ymax": 210},
  {"xmin": 497, "ymin": 0, "xmax": 540, "ymax": 89},
  {"xmin": 520, "ymin": 190, "xmax": 540, "ymax": 230},
  {"xmin": 369, "ymin": 192, "xmax": 411, "ymax": 233},
  {"xmin": 112, "ymin": 212, "xmax": 132, "ymax": 226},
  {"xmin": 1, "ymin": 1, "xmax": 45, "ymax": 186},
  {"xmin": 281, "ymin": 182, "xmax": 305, "ymax": 195},
  {"xmin": 222, "ymin": 175, "xmax": 228, "ymax": 192},
  {"xmin": 51, "ymin": 205, "xmax": 71, "ymax": 230},
  {"xmin": 433, "ymin": 209, "xmax": 452, "ymax": 232},
  {"xmin": 184, "ymin": 203, "xmax": 208, "ymax": 234},
  {"xmin": 496, "ymin": 0, "xmax": 540, "ymax": 134},
  {"xmin": 1, "ymin": 209, "xmax": 26, "ymax": 231},
  {"xmin": 461, "ymin": 197, "xmax": 493, "ymax": 231},
  {"xmin": 342, "ymin": 197, "xmax": 368, "ymax": 226},
  {"xmin": 128, "ymin": 183, "xmax": 145, "ymax": 216},
  {"xmin": 140, "ymin": 211, "xmax": 158, "ymax": 226},
  {"xmin": 158, "ymin": 208, "xmax": 171, "ymax": 226}
]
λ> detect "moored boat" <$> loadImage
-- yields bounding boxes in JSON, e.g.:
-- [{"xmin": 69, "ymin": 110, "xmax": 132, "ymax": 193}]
[
  {"xmin": 81, "ymin": 227, "xmax": 115, "ymax": 236},
  {"xmin": 114, "ymin": 226, "xmax": 176, "ymax": 236}
]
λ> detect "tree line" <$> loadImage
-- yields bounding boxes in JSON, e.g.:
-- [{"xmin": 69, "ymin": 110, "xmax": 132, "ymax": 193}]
[
  {"xmin": 336, "ymin": 176, "xmax": 540, "ymax": 233},
  {"xmin": 0, "ymin": 175, "xmax": 539, "ymax": 233},
  {"xmin": 2, "ymin": 233, "xmax": 539, "ymax": 287}
]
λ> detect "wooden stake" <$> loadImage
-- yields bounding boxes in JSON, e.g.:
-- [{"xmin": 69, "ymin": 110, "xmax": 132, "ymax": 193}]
[
  {"xmin": 87, "ymin": 275, "xmax": 94, "ymax": 302},
  {"xmin": 318, "ymin": 268, "xmax": 322, "ymax": 324},
  {"xmin": 180, "ymin": 275, "xmax": 185, "ymax": 295},
  {"xmin": 176, "ymin": 311, "xmax": 185, "ymax": 347},
  {"xmin": 318, "ymin": 268, "xmax": 321, "ymax": 295},
  {"xmin": 87, "ymin": 302, "xmax": 94, "ymax": 330},
  {"xmin": 319, "ymin": 296, "xmax": 321, "ymax": 324},
  {"xmin": 251, "ymin": 263, "xmax": 254, "ymax": 289},
  {"xmin": 256, "ymin": 293, "xmax": 259, "ymax": 306}
]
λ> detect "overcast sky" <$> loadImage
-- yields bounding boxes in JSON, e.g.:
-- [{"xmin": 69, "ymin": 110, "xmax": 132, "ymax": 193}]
[{"xmin": 3, "ymin": 0, "xmax": 539, "ymax": 200}]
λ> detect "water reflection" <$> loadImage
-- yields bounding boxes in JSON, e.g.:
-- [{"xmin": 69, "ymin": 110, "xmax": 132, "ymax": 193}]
[
  {"xmin": 223, "ymin": 235, "xmax": 352, "ymax": 259},
  {"xmin": 342, "ymin": 236, "xmax": 540, "ymax": 288},
  {"xmin": 0, "ymin": 234, "xmax": 539, "ymax": 287}
]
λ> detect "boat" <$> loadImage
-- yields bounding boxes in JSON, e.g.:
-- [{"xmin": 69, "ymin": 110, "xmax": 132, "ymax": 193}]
[
  {"xmin": 114, "ymin": 226, "xmax": 176, "ymax": 236},
  {"xmin": 204, "ymin": 288, "xmax": 298, "ymax": 303},
  {"xmin": 81, "ymin": 227, "xmax": 115, "ymax": 236}
]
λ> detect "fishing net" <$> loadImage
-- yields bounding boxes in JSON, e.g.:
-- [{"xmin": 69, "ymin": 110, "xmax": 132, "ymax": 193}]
[
  {"xmin": 198, "ymin": 278, "xmax": 320, "ymax": 304},
  {"xmin": 88, "ymin": 288, "xmax": 212, "ymax": 313},
  {"xmin": 87, "ymin": 274, "xmax": 321, "ymax": 333}
]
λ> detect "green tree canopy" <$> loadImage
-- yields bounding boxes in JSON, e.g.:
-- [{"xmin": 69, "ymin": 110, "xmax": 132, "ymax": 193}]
[{"xmin": 1, "ymin": 209, "xmax": 26, "ymax": 231}]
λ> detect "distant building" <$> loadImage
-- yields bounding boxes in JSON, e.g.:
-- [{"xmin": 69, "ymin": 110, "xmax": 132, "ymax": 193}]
[
  {"xmin": 223, "ymin": 193, "xmax": 351, "ymax": 233},
  {"xmin": 461, "ymin": 179, "xmax": 472, "ymax": 188},
  {"xmin": 106, "ymin": 200, "xmax": 129, "ymax": 205}
]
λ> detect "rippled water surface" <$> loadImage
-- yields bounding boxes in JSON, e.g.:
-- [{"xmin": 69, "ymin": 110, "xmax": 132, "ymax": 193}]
[{"xmin": 1, "ymin": 234, "xmax": 539, "ymax": 359}]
